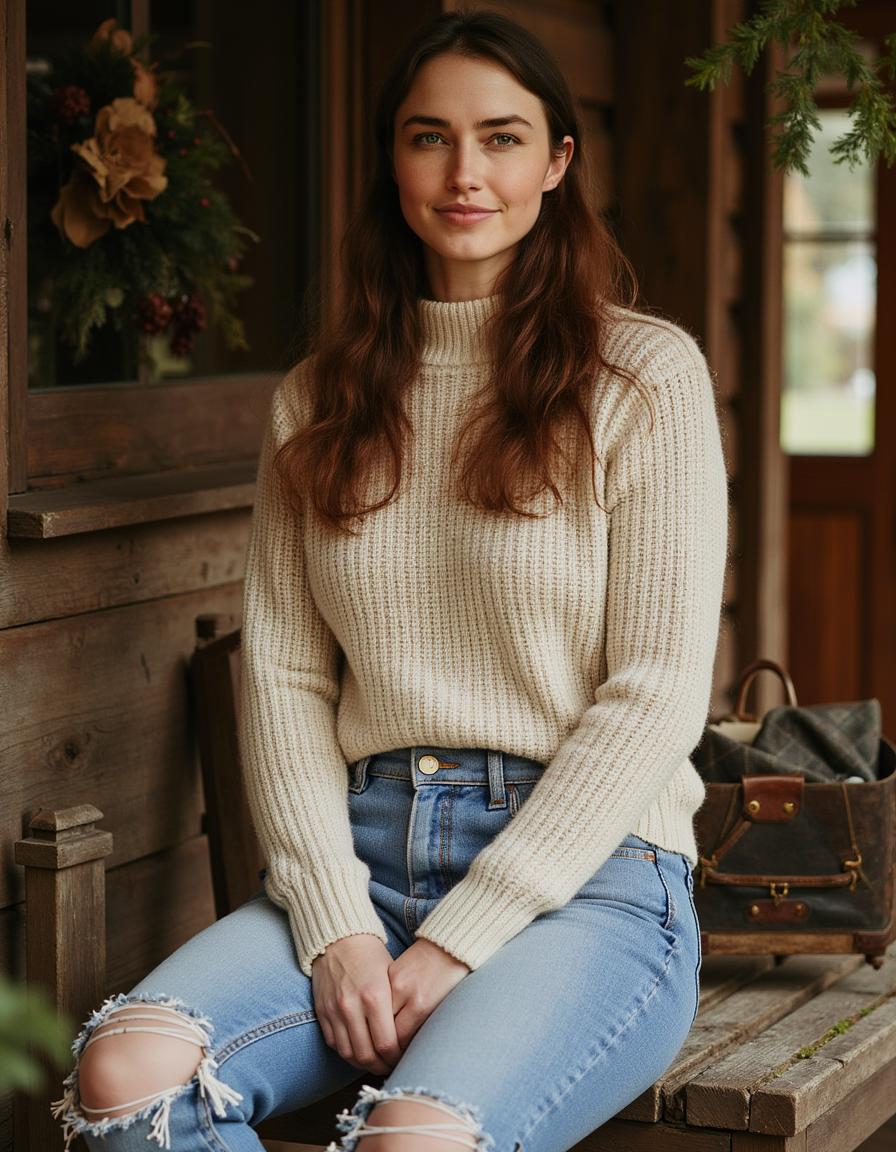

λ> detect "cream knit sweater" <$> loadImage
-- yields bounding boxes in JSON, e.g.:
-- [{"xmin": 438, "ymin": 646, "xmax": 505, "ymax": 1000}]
[{"xmin": 238, "ymin": 293, "xmax": 729, "ymax": 979}]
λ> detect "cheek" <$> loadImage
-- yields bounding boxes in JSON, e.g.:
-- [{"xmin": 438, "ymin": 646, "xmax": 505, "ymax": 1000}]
[{"xmin": 394, "ymin": 158, "xmax": 434, "ymax": 203}]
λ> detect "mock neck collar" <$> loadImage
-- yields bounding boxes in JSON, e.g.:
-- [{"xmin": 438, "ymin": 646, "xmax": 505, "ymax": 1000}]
[{"xmin": 417, "ymin": 293, "xmax": 501, "ymax": 366}]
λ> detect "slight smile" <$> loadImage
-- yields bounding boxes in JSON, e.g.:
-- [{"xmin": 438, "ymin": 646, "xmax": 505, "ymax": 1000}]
[{"xmin": 435, "ymin": 207, "xmax": 498, "ymax": 225}]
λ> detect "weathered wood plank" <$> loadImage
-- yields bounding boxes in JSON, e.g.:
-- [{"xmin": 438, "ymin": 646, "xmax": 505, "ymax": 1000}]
[
  {"xmin": 686, "ymin": 951, "xmax": 896, "ymax": 1132},
  {"xmin": 0, "ymin": 585, "xmax": 242, "ymax": 910},
  {"xmin": 576, "ymin": 1117, "xmax": 731, "ymax": 1152},
  {"xmin": 7, "ymin": 460, "xmax": 256, "ymax": 538},
  {"xmin": 655, "ymin": 955, "xmax": 863, "ymax": 1125},
  {"xmin": 732, "ymin": 1133, "xmax": 805, "ymax": 1152},
  {"xmin": 747, "ymin": 949, "xmax": 896, "ymax": 1135},
  {"xmin": 0, "ymin": 509, "xmax": 250, "ymax": 630},
  {"xmin": 26, "ymin": 373, "xmax": 276, "ymax": 481},
  {"xmin": 802, "ymin": 1056, "xmax": 896, "ymax": 1152},
  {"xmin": 748, "ymin": 998, "xmax": 896, "ymax": 1136}
]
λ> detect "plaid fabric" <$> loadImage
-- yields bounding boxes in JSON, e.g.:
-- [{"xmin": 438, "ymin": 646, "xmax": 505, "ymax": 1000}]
[{"xmin": 693, "ymin": 699, "xmax": 882, "ymax": 784}]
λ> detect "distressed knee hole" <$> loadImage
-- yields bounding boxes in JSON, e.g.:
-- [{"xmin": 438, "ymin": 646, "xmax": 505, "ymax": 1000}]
[
  {"xmin": 50, "ymin": 992, "xmax": 244, "ymax": 1151},
  {"xmin": 326, "ymin": 1083, "xmax": 495, "ymax": 1152},
  {"xmin": 78, "ymin": 1003, "xmax": 204, "ymax": 1117}
]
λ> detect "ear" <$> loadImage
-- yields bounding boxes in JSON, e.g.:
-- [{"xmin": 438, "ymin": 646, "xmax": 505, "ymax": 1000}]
[{"xmin": 542, "ymin": 135, "xmax": 574, "ymax": 192}]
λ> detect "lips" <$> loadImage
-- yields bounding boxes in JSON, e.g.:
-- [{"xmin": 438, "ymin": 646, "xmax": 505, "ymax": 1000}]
[{"xmin": 436, "ymin": 206, "xmax": 498, "ymax": 225}]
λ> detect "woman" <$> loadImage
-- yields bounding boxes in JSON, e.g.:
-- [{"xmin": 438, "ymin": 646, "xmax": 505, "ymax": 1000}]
[{"xmin": 52, "ymin": 9, "xmax": 728, "ymax": 1152}]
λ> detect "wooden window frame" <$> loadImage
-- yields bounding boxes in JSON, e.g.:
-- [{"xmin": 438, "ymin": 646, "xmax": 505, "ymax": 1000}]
[{"xmin": 2, "ymin": 0, "xmax": 362, "ymax": 535}]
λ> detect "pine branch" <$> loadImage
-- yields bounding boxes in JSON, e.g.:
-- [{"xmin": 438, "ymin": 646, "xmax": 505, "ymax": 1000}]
[{"xmin": 684, "ymin": 0, "xmax": 896, "ymax": 175}]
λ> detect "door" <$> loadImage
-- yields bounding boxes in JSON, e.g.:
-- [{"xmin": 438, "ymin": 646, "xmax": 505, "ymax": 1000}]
[{"xmin": 784, "ymin": 2, "xmax": 895, "ymax": 730}]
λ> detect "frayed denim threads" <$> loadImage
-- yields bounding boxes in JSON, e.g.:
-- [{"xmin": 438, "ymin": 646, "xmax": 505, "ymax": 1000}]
[{"xmin": 50, "ymin": 991, "xmax": 243, "ymax": 1150}]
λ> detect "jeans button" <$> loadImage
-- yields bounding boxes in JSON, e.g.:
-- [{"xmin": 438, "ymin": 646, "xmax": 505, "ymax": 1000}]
[{"xmin": 419, "ymin": 755, "xmax": 440, "ymax": 774}]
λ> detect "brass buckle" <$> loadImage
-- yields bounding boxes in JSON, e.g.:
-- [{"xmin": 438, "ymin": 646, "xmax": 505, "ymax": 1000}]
[{"xmin": 769, "ymin": 881, "xmax": 789, "ymax": 905}]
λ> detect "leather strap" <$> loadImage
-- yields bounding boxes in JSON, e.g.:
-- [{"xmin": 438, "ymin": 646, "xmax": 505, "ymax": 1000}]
[{"xmin": 697, "ymin": 777, "xmax": 868, "ymax": 893}]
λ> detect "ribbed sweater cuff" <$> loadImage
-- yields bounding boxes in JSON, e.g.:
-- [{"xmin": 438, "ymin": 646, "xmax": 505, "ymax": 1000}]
[
  {"xmin": 269, "ymin": 858, "xmax": 388, "ymax": 978},
  {"xmin": 413, "ymin": 876, "xmax": 543, "ymax": 971}
]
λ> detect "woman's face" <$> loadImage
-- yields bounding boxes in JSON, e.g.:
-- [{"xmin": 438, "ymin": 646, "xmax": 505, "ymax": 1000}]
[{"xmin": 392, "ymin": 52, "xmax": 573, "ymax": 301}]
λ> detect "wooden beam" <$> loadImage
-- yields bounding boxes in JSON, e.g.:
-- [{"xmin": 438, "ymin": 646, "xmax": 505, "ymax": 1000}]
[{"xmin": 7, "ymin": 459, "xmax": 256, "ymax": 539}]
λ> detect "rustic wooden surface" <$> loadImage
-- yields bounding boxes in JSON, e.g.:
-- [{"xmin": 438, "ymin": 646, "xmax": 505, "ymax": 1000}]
[
  {"xmin": 191, "ymin": 623, "xmax": 264, "ymax": 918},
  {"xmin": 0, "ymin": 583, "xmax": 243, "ymax": 910},
  {"xmin": 6, "ymin": 461, "xmax": 256, "ymax": 538},
  {"xmin": 24, "ymin": 374, "xmax": 277, "ymax": 484},
  {"xmin": 0, "ymin": 509, "xmax": 251, "ymax": 630},
  {"xmin": 13, "ymin": 805, "xmax": 113, "ymax": 1152}
]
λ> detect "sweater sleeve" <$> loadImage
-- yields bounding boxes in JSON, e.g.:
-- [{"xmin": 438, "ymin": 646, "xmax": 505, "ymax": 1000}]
[
  {"xmin": 238, "ymin": 367, "xmax": 388, "ymax": 978},
  {"xmin": 413, "ymin": 329, "xmax": 729, "ymax": 971}
]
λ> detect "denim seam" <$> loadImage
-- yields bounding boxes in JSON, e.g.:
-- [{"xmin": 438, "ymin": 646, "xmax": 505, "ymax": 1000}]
[
  {"xmin": 194, "ymin": 1092, "xmax": 234, "ymax": 1152},
  {"xmin": 214, "ymin": 1009, "xmax": 317, "ymax": 1065},
  {"xmin": 609, "ymin": 847, "xmax": 656, "ymax": 861},
  {"xmin": 684, "ymin": 866, "xmax": 702, "ymax": 1026},
  {"xmin": 403, "ymin": 895, "xmax": 418, "ymax": 935},
  {"xmin": 406, "ymin": 788, "xmax": 420, "ymax": 896},
  {"xmin": 438, "ymin": 792, "xmax": 454, "ymax": 891},
  {"xmin": 518, "ymin": 935, "xmax": 681, "ymax": 1148}
]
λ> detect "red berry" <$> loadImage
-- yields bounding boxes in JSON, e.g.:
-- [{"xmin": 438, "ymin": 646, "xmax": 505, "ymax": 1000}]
[{"xmin": 53, "ymin": 85, "xmax": 91, "ymax": 125}]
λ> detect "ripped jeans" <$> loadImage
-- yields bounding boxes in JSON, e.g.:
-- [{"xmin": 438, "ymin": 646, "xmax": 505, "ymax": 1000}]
[{"xmin": 52, "ymin": 746, "xmax": 702, "ymax": 1152}]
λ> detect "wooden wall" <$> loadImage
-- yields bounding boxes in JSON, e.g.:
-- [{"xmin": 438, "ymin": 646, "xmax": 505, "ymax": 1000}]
[{"xmin": 616, "ymin": 0, "xmax": 783, "ymax": 718}]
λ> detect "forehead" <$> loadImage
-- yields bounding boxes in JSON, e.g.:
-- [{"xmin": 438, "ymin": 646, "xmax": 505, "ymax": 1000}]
[{"xmin": 395, "ymin": 53, "xmax": 546, "ymax": 129}]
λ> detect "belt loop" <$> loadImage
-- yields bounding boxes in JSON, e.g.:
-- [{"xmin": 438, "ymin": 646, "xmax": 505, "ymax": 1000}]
[
  {"xmin": 352, "ymin": 755, "xmax": 372, "ymax": 791},
  {"xmin": 487, "ymin": 750, "xmax": 507, "ymax": 809}
]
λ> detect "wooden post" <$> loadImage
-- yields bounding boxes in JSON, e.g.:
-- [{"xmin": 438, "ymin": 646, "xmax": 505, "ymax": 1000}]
[{"xmin": 13, "ymin": 805, "xmax": 114, "ymax": 1152}]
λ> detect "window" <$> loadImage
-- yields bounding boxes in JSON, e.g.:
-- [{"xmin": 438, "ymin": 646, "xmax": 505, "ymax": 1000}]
[
  {"xmin": 8, "ymin": 0, "xmax": 321, "ymax": 501},
  {"xmin": 780, "ymin": 107, "xmax": 876, "ymax": 456}
]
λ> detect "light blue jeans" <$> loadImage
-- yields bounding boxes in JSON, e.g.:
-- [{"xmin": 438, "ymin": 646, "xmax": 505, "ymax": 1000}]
[{"xmin": 52, "ymin": 746, "xmax": 702, "ymax": 1152}]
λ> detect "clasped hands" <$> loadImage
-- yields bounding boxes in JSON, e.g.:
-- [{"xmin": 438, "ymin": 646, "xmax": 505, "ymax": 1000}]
[{"xmin": 311, "ymin": 934, "xmax": 470, "ymax": 1074}]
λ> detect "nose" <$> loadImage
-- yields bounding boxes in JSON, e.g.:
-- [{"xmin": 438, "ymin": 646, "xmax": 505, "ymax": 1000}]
[{"xmin": 446, "ymin": 137, "xmax": 483, "ymax": 190}]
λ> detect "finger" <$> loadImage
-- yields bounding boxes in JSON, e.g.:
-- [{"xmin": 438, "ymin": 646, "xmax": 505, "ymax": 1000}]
[
  {"xmin": 393, "ymin": 1001, "xmax": 423, "ymax": 1051},
  {"xmin": 344, "ymin": 1002, "xmax": 390, "ymax": 1072},
  {"xmin": 367, "ymin": 996, "xmax": 404, "ymax": 1067},
  {"xmin": 330, "ymin": 1016, "xmax": 358, "ymax": 1066}
]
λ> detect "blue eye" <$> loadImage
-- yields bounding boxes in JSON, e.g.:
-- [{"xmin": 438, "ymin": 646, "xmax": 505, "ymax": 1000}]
[{"xmin": 410, "ymin": 132, "xmax": 521, "ymax": 149}]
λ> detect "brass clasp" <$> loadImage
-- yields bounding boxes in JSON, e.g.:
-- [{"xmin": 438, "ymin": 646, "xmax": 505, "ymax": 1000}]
[{"xmin": 769, "ymin": 881, "xmax": 789, "ymax": 905}]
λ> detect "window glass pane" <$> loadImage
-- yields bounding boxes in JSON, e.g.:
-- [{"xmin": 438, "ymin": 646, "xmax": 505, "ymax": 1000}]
[
  {"xmin": 27, "ymin": 1, "xmax": 320, "ymax": 388},
  {"xmin": 780, "ymin": 110, "xmax": 876, "ymax": 456},
  {"xmin": 783, "ymin": 110, "xmax": 873, "ymax": 236}
]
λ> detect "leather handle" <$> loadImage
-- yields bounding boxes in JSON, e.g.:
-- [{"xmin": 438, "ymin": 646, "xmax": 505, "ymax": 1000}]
[{"xmin": 735, "ymin": 659, "xmax": 799, "ymax": 721}]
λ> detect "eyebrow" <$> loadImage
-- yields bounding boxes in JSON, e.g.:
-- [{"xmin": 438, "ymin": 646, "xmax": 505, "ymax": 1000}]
[{"xmin": 400, "ymin": 114, "xmax": 534, "ymax": 131}]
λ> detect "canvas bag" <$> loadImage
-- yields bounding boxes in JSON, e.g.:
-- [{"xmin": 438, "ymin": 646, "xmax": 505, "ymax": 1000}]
[{"xmin": 691, "ymin": 659, "xmax": 896, "ymax": 967}]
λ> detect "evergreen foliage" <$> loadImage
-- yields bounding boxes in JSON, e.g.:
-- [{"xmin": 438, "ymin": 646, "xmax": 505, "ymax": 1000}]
[{"xmin": 685, "ymin": 0, "xmax": 896, "ymax": 175}]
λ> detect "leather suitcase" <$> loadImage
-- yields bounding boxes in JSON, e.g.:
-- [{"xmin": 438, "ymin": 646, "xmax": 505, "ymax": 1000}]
[{"xmin": 692, "ymin": 660, "xmax": 896, "ymax": 968}]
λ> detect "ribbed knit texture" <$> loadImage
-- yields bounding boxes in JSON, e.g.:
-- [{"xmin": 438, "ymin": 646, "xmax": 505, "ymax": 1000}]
[{"xmin": 238, "ymin": 293, "xmax": 729, "ymax": 978}]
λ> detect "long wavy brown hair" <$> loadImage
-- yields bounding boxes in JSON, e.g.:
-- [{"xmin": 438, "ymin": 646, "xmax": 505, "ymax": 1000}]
[{"xmin": 276, "ymin": 7, "xmax": 650, "ymax": 536}]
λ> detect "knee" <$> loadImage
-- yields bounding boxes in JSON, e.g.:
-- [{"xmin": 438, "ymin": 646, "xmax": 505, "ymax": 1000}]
[
  {"xmin": 327, "ymin": 1084, "xmax": 495, "ymax": 1152},
  {"xmin": 77, "ymin": 1004, "xmax": 204, "ymax": 1117},
  {"xmin": 50, "ymin": 994, "xmax": 245, "ymax": 1151}
]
